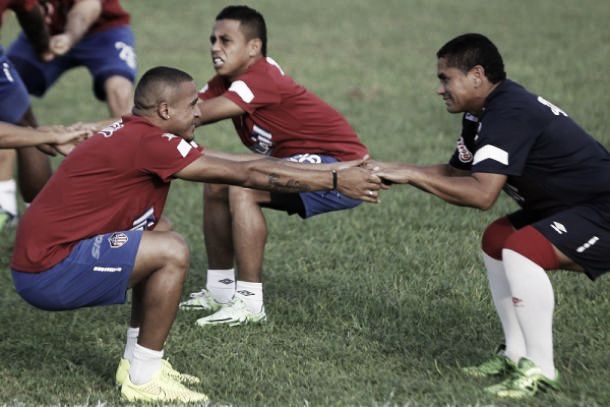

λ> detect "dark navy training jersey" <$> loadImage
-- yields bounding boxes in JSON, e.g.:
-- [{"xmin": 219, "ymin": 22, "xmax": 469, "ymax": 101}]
[{"xmin": 449, "ymin": 79, "xmax": 610, "ymax": 214}]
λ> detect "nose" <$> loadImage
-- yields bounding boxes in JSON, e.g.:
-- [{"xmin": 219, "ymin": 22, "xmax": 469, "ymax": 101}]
[
  {"xmin": 436, "ymin": 83, "xmax": 445, "ymax": 96},
  {"xmin": 194, "ymin": 101, "xmax": 202, "ymax": 117},
  {"xmin": 211, "ymin": 38, "xmax": 220, "ymax": 53}
]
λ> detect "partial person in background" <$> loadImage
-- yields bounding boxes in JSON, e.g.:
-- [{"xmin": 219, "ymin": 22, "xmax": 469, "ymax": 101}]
[
  {"xmin": 11, "ymin": 66, "xmax": 381, "ymax": 403},
  {"xmin": 375, "ymin": 33, "xmax": 610, "ymax": 399},
  {"xmin": 180, "ymin": 5, "xmax": 372, "ymax": 327},
  {"xmin": 0, "ymin": 0, "xmax": 53, "ymax": 230}
]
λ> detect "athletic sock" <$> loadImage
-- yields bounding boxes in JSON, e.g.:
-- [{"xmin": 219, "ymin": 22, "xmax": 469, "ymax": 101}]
[
  {"xmin": 235, "ymin": 280, "xmax": 263, "ymax": 313},
  {"xmin": 122, "ymin": 326, "xmax": 140, "ymax": 362},
  {"xmin": 483, "ymin": 252, "xmax": 526, "ymax": 363},
  {"xmin": 206, "ymin": 268, "xmax": 236, "ymax": 304},
  {"xmin": 129, "ymin": 343, "xmax": 164, "ymax": 385},
  {"xmin": 0, "ymin": 179, "xmax": 17, "ymax": 217},
  {"xmin": 502, "ymin": 249, "xmax": 556, "ymax": 379}
]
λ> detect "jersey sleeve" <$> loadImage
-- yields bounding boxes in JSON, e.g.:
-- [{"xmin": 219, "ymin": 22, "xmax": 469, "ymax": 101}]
[
  {"xmin": 471, "ymin": 108, "xmax": 539, "ymax": 176},
  {"xmin": 221, "ymin": 69, "xmax": 282, "ymax": 114},
  {"xmin": 198, "ymin": 76, "xmax": 225, "ymax": 101},
  {"xmin": 136, "ymin": 133, "xmax": 203, "ymax": 182}
]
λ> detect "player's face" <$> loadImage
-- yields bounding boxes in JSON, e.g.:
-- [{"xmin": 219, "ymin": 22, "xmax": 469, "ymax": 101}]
[
  {"xmin": 168, "ymin": 81, "xmax": 201, "ymax": 141},
  {"xmin": 436, "ymin": 57, "xmax": 480, "ymax": 114},
  {"xmin": 209, "ymin": 19, "xmax": 256, "ymax": 79}
]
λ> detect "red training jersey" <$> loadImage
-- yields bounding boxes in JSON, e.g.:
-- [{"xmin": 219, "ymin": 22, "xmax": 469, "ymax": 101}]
[
  {"xmin": 199, "ymin": 57, "xmax": 367, "ymax": 161},
  {"xmin": 11, "ymin": 115, "xmax": 202, "ymax": 272},
  {"xmin": 39, "ymin": 0, "xmax": 129, "ymax": 35}
]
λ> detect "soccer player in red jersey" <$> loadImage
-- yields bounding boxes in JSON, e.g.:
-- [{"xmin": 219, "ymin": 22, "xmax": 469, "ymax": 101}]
[
  {"xmin": 180, "ymin": 5, "xmax": 373, "ymax": 326},
  {"xmin": 375, "ymin": 33, "xmax": 610, "ymax": 398},
  {"xmin": 10, "ymin": 66, "xmax": 381, "ymax": 402}
]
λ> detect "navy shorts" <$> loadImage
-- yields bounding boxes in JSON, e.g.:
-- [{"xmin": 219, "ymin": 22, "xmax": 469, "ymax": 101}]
[
  {"xmin": 0, "ymin": 51, "xmax": 30, "ymax": 123},
  {"xmin": 508, "ymin": 203, "xmax": 610, "ymax": 280},
  {"xmin": 7, "ymin": 26, "xmax": 137, "ymax": 100},
  {"xmin": 12, "ymin": 230, "xmax": 143, "ymax": 311},
  {"xmin": 268, "ymin": 154, "xmax": 362, "ymax": 219}
]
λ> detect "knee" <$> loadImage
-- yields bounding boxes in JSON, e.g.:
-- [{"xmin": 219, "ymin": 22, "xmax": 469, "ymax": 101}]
[
  {"xmin": 162, "ymin": 232, "xmax": 190, "ymax": 273},
  {"xmin": 228, "ymin": 186, "xmax": 256, "ymax": 213},
  {"xmin": 204, "ymin": 183, "xmax": 229, "ymax": 203}
]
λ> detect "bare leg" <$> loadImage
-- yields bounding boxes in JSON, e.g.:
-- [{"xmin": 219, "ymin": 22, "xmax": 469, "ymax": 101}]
[
  {"xmin": 15, "ymin": 108, "xmax": 52, "ymax": 202},
  {"xmin": 228, "ymin": 186, "xmax": 272, "ymax": 283},
  {"xmin": 128, "ymin": 231, "xmax": 189, "ymax": 350},
  {"xmin": 104, "ymin": 76, "xmax": 134, "ymax": 117},
  {"xmin": 203, "ymin": 183, "xmax": 234, "ymax": 269}
]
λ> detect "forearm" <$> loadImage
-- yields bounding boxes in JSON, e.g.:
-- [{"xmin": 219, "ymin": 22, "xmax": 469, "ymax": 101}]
[
  {"xmin": 240, "ymin": 159, "xmax": 333, "ymax": 193},
  {"xmin": 0, "ymin": 125, "xmax": 57, "ymax": 148},
  {"xmin": 64, "ymin": 0, "xmax": 102, "ymax": 44}
]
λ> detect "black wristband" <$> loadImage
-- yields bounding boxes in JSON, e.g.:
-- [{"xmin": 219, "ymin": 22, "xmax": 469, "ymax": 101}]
[{"xmin": 332, "ymin": 169, "xmax": 338, "ymax": 190}]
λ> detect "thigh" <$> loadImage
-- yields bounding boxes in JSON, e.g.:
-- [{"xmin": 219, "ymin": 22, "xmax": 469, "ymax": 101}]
[
  {"xmin": 532, "ymin": 205, "xmax": 610, "ymax": 280},
  {"xmin": 11, "ymin": 230, "xmax": 143, "ymax": 310},
  {"xmin": 73, "ymin": 26, "xmax": 137, "ymax": 100},
  {"xmin": 0, "ymin": 54, "xmax": 30, "ymax": 123}
]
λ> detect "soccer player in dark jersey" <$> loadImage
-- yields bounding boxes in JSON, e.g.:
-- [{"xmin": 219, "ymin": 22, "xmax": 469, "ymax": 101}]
[
  {"xmin": 7, "ymin": 0, "xmax": 136, "ymax": 118},
  {"xmin": 10, "ymin": 66, "xmax": 381, "ymax": 403},
  {"xmin": 180, "ymin": 5, "xmax": 373, "ymax": 326},
  {"xmin": 375, "ymin": 33, "xmax": 610, "ymax": 398}
]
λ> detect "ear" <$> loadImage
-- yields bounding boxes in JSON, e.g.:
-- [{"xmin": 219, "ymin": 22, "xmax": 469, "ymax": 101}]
[
  {"xmin": 469, "ymin": 65, "xmax": 486, "ymax": 87},
  {"xmin": 248, "ymin": 38, "xmax": 262, "ymax": 57},
  {"xmin": 157, "ymin": 101, "xmax": 170, "ymax": 120}
]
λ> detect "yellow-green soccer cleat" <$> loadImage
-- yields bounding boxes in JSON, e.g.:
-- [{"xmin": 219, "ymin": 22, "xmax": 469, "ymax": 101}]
[
  {"xmin": 180, "ymin": 289, "xmax": 223, "ymax": 312},
  {"xmin": 0, "ymin": 210, "xmax": 15, "ymax": 232},
  {"xmin": 485, "ymin": 357, "xmax": 560, "ymax": 399},
  {"xmin": 462, "ymin": 345, "xmax": 516, "ymax": 377},
  {"xmin": 196, "ymin": 297, "xmax": 266, "ymax": 327},
  {"xmin": 115, "ymin": 358, "xmax": 201, "ymax": 386},
  {"xmin": 120, "ymin": 369, "xmax": 208, "ymax": 404}
]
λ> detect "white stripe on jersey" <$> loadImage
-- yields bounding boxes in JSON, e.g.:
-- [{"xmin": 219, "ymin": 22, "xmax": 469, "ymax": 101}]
[
  {"xmin": 177, "ymin": 139, "xmax": 192, "ymax": 157},
  {"xmin": 229, "ymin": 80, "xmax": 254, "ymax": 103},
  {"xmin": 473, "ymin": 145, "xmax": 509, "ymax": 166},
  {"xmin": 265, "ymin": 57, "xmax": 285, "ymax": 75}
]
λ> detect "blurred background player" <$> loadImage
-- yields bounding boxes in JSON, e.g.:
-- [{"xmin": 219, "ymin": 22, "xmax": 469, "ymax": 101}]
[
  {"xmin": 0, "ymin": 0, "xmax": 52, "ymax": 230},
  {"xmin": 180, "ymin": 5, "xmax": 372, "ymax": 327},
  {"xmin": 375, "ymin": 33, "xmax": 610, "ymax": 399},
  {"xmin": 10, "ymin": 66, "xmax": 380, "ymax": 402}
]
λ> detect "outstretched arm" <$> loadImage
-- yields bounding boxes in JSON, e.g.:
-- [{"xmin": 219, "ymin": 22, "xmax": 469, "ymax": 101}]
[
  {"xmin": 45, "ymin": 0, "xmax": 102, "ymax": 59},
  {"xmin": 0, "ymin": 123, "xmax": 88, "ymax": 149},
  {"xmin": 375, "ymin": 162, "xmax": 506, "ymax": 209},
  {"xmin": 195, "ymin": 96, "xmax": 245, "ymax": 126},
  {"xmin": 175, "ymin": 154, "xmax": 382, "ymax": 203}
]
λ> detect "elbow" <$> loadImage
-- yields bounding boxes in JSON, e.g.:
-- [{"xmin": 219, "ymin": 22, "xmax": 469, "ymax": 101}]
[{"xmin": 474, "ymin": 193, "xmax": 497, "ymax": 211}]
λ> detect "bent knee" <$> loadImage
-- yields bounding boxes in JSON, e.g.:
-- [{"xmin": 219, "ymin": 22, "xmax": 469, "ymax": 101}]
[
  {"xmin": 204, "ymin": 183, "xmax": 229, "ymax": 201},
  {"xmin": 161, "ymin": 232, "xmax": 190, "ymax": 271}
]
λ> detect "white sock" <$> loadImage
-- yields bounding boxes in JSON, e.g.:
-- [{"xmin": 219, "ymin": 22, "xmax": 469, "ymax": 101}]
[
  {"xmin": 206, "ymin": 268, "xmax": 236, "ymax": 304},
  {"xmin": 235, "ymin": 280, "xmax": 263, "ymax": 313},
  {"xmin": 129, "ymin": 343, "xmax": 164, "ymax": 385},
  {"xmin": 0, "ymin": 179, "xmax": 17, "ymax": 217},
  {"xmin": 503, "ymin": 249, "xmax": 556, "ymax": 379},
  {"xmin": 483, "ymin": 252, "xmax": 526, "ymax": 363},
  {"xmin": 122, "ymin": 326, "xmax": 140, "ymax": 362}
]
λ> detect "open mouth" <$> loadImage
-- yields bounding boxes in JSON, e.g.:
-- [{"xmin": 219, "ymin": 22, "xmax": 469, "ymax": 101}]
[{"xmin": 212, "ymin": 56, "xmax": 224, "ymax": 68}]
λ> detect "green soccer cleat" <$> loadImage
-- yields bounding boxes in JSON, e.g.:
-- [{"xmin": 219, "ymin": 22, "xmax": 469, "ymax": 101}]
[
  {"xmin": 462, "ymin": 345, "xmax": 516, "ymax": 377},
  {"xmin": 180, "ymin": 289, "xmax": 223, "ymax": 312},
  {"xmin": 120, "ymin": 368, "xmax": 208, "ymax": 404},
  {"xmin": 485, "ymin": 357, "xmax": 560, "ymax": 399},
  {"xmin": 0, "ymin": 210, "xmax": 16, "ymax": 232},
  {"xmin": 196, "ymin": 297, "xmax": 266, "ymax": 327},
  {"xmin": 115, "ymin": 358, "xmax": 201, "ymax": 386}
]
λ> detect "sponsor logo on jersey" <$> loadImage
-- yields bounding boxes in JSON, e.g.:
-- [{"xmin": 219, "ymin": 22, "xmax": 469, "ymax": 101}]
[
  {"xmin": 131, "ymin": 207, "xmax": 155, "ymax": 230},
  {"xmin": 99, "ymin": 120, "xmax": 124, "ymax": 138},
  {"xmin": 162, "ymin": 133, "xmax": 177, "ymax": 141},
  {"xmin": 249, "ymin": 124, "xmax": 273, "ymax": 154},
  {"xmin": 93, "ymin": 266, "xmax": 123, "ymax": 273},
  {"xmin": 456, "ymin": 137, "xmax": 473, "ymax": 163},
  {"xmin": 108, "ymin": 232, "xmax": 129, "ymax": 248},
  {"xmin": 577, "ymin": 236, "xmax": 599, "ymax": 253},
  {"xmin": 288, "ymin": 153, "xmax": 323, "ymax": 164},
  {"xmin": 550, "ymin": 221, "xmax": 567, "ymax": 234},
  {"xmin": 91, "ymin": 235, "xmax": 104, "ymax": 259}
]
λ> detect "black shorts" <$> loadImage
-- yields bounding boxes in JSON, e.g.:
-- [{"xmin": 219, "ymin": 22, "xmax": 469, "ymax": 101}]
[{"xmin": 508, "ymin": 204, "xmax": 610, "ymax": 280}]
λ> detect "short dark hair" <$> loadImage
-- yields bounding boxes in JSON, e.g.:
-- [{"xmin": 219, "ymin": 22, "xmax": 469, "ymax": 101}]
[
  {"xmin": 216, "ymin": 5, "xmax": 267, "ymax": 56},
  {"xmin": 437, "ymin": 33, "xmax": 506, "ymax": 83},
  {"xmin": 133, "ymin": 66, "xmax": 193, "ymax": 114}
]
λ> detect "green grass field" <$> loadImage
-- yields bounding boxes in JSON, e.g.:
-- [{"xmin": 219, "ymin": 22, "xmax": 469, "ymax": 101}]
[{"xmin": 1, "ymin": 0, "xmax": 609, "ymax": 406}]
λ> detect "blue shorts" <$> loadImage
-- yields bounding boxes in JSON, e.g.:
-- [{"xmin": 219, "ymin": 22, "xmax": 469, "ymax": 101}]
[
  {"xmin": 11, "ymin": 230, "xmax": 142, "ymax": 311},
  {"xmin": 0, "ymin": 50, "xmax": 30, "ymax": 123},
  {"xmin": 509, "ymin": 203, "xmax": 610, "ymax": 280},
  {"xmin": 268, "ymin": 154, "xmax": 362, "ymax": 219},
  {"xmin": 7, "ymin": 26, "xmax": 137, "ymax": 101}
]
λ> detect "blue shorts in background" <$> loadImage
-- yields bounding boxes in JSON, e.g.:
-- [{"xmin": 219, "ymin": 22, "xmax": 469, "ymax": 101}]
[
  {"xmin": 12, "ymin": 230, "xmax": 143, "ymax": 311},
  {"xmin": 7, "ymin": 26, "xmax": 137, "ymax": 101},
  {"xmin": 0, "ymin": 51, "xmax": 30, "ymax": 123},
  {"xmin": 269, "ymin": 154, "xmax": 362, "ymax": 219}
]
